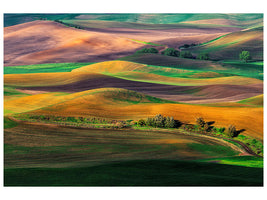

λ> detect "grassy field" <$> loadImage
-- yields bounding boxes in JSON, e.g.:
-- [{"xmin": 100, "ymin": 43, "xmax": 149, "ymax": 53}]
[
  {"xmin": 4, "ymin": 62, "xmax": 94, "ymax": 74},
  {"xmin": 5, "ymin": 122, "xmax": 263, "ymax": 186},
  {"xmin": 4, "ymin": 123, "xmax": 241, "ymax": 168},
  {"xmin": 238, "ymin": 94, "xmax": 263, "ymax": 106},
  {"xmin": 4, "ymin": 159, "xmax": 263, "ymax": 186},
  {"xmin": 119, "ymin": 54, "xmax": 263, "ymax": 80}
]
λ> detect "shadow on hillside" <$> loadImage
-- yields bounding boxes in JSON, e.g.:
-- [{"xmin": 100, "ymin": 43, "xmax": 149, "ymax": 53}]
[{"xmin": 235, "ymin": 129, "xmax": 246, "ymax": 137}]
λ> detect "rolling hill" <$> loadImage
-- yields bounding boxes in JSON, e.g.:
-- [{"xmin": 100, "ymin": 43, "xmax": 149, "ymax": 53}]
[
  {"xmin": 4, "ymin": 60, "xmax": 263, "ymax": 103},
  {"xmin": 187, "ymin": 27, "xmax": 263, "ymax": 60},
  {"xmin": 5, "ymin": 13, "xmax": 263, "ymax": 27},
  {"xmin": 20, "ymin": 88, "xmax": 262, "ymax": 139},
  {"xmin": 4, "ymin": 17, "xmax": 244, "ymax": 66},
  {"xmin": 4, "ymin": 20, "xmax": 145, "ymax": 66}
]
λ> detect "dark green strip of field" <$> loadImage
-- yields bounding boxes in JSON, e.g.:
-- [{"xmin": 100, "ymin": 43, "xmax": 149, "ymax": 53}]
[
  {"xmin": 4, "ymin": 159, "xmax": 263, "ymax": 186},
  {"xmin": 4, "ymin": 62, "xmax": 94, "ymax": 74}
]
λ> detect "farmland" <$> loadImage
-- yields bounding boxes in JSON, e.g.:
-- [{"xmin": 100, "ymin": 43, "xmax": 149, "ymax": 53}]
[{"xmin": 3, "ymin": 13, "xmax": 263, "ymax": 186}]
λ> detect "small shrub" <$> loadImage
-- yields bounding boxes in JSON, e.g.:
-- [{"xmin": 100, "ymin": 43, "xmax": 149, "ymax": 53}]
[
  {"xmin": 115, "ymin": 121, "xmax": 126, "ymax": 128},
  {"xmin": 137, "ymin": 119, "xmax": 146, "ymax": 126},
  {"xmin": 218, "ymin": 127, "xmax": 225, "ymax": 133},
  {"xmin": 130, "ymin": 121, "xmax": 137, "ymax": 126},
  {"xmin": 66, "ymin": 117, "xmax": 77, "ymax": 122}
]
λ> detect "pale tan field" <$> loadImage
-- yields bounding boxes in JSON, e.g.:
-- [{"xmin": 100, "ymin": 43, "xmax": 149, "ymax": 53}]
[{"xmin": 4, "ymin": 20, "xmax": 238, "ymax": 66}]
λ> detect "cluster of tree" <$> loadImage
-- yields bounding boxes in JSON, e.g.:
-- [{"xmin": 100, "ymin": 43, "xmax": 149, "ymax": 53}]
[
  {"xmin": 161, "ymin": 48, "xmax": 208, "ymax": 60},
  {"xmin": 181, "ymin": 117, "xmax": 239, "ymax": 138},
  {"xmin": 161, "ymin": 48, "xmax": 194, "ymax": 59},
  {"xmin": 28, "ymin": 114, "xmax": 114, "ymax": 124},
  {"xmin": 136, "ymin": 48, "xmax": 159, "ymax": 54},
  {"xmin": 161, "ymin": 48, "xmax": 180, "ymax": 57},
  {"xmin": 137, "ymin": 114, "xmax": 181, "ymax": 128},
  {"xmin": 180, "ymin": 51, "xmax": 194, "ymax": 59},
  {"xmin": 179, "ymin": 43, "xmax": 197, "ymax": 49},
  {"xmin": 136, "ymin": 46, "xmax": 212, "ymax": 60}
]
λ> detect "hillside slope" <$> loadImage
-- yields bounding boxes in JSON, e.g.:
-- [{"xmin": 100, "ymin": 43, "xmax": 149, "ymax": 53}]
[
  {"xmin": 188, "ymin": 27, "xmax": 263, "ymax": 60},
  {"xmin": 4, "ymin": 20, "xmax": 144, "ymax": 66}
]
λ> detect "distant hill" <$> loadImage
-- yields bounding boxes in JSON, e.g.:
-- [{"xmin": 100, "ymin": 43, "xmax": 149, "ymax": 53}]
[
  {"xmin": 4, "ymin": 13, "xmax": 263, "ymax": 27},
  {"xmin": 186, "ymin": 27, "xmax": 263, "ymax": 60}
]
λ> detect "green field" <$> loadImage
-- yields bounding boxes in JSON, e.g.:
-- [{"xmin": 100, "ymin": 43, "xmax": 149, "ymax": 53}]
[
  {"xmin": 199, "ymin": 156, "xmax": 263, "ymax": 168},
  {"xmin": 4, "ymin": 122, "xmax": 263, "ymax": 186},
  {"xmin": 4, "ymin": 62, "xmax": 94, "ymax": 74},
  {"xmin": 119, "ymin": 54, "xmax": 263, "ymax": 80},
  {"xmin": 5, "ymin": 159, "xmax": 263, "ymax": 186}
]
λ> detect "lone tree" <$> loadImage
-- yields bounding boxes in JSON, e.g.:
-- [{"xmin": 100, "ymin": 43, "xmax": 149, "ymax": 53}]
[
  {"xmin": 239, "ymin": 51, "xmax": 251, "ymax": 63},
  {"xmin": 225, "ymin": 125, "xmax": 237, "ymax": 138},
  {"xmin": 196, "ymin": 117, "xmax": 205, "ymax": 128}
]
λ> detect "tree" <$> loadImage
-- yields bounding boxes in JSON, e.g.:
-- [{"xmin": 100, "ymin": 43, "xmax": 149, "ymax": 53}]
[
  {"xmin": 196, "ymin": 117, "xmax": 205, "ymax": 128},
  {"xmin": 161, "ymin": 48, "xmax": 180, "ymax": 57},
  {"xmin": 180, "ymin": 51, "xmax": 193, "ymax": 59},
  {"xmin": 225, "ymin": 125, "xmax": 237, "ymax": 138},
  {"xmin": 154, "ymin": 114, "xmax": 165, "ymax": 127},
  {"xmin": 197, "ymin": 53, "xmax": 210, "ymax": 60},
  {"xmin": 147, "ymin": 48, "xmax": 159, "ymax": 54},
  {"xmin": 165, "ymin": 116, "xmax": 175, "ymax": 128},
  {"xmin": 239, "ymin": 51, "xmax": 251, "ymax": 62},
  {"xmin": 146, "ymin": 117, "xmax": 155, "ymax": 127}
]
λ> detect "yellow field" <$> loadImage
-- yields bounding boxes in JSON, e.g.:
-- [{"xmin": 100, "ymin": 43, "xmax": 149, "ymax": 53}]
[
  {"xmin": 113, "ymin": 71, "xmax": 262, "ymax": 86},
  {"xmin": 73, "ymin": 60, "xmax": 263, "ymax": 86},
  {"xmin": 8, "ymin": 88, "xmax": 261, "ymax": 140}
]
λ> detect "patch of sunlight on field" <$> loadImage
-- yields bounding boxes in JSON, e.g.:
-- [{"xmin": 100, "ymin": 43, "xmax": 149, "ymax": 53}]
[{"xmin": 200, "ymin": 156, "xmax": 263, "ymax": 168}]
